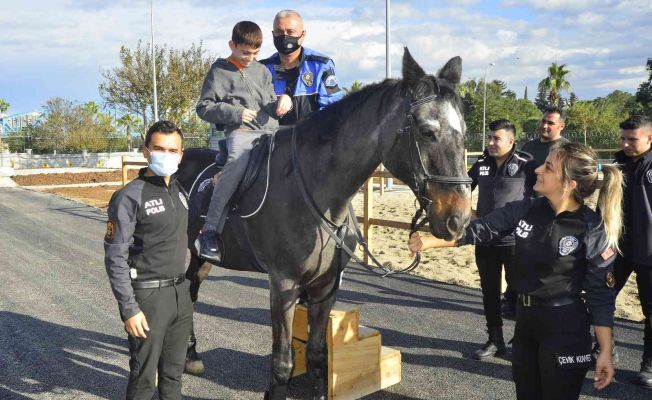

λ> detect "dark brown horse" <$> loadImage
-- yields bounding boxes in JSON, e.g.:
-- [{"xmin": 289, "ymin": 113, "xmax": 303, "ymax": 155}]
[{"xmin": 176, "ymin": 48, "xmax": 472, "ymax": 399}]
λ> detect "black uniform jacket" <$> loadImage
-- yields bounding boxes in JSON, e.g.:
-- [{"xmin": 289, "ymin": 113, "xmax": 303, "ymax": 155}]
[
  {"xmin": 104, "ymin": 168, "xmax": 189, "ymax": 321},
  {"xmin": 459, "ymin": 197, "xmax": 617, "ymax": 327},
  {"xmin": 614, "ymin": 150, "xmax": 652, "ymax": 267},
  {"xmin": 468, "ymin": 147, "xmax": 534, "ymax": 246}
]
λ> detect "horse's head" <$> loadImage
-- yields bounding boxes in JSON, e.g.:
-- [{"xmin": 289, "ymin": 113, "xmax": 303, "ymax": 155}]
[{"xmin": 382, "ymin": 48, "xmax": 472, "ymax": 241}]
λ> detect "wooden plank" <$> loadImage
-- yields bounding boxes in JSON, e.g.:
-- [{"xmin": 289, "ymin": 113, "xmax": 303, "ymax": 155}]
[
  {"xmin": 379, "ymin": 164, "xmax": 385, "ymax": 197},
  {"xmin": 330, "ymin": 334, "xmax": 382, "ymax": 399},
  {"xmin": 379, "ymin": 346, "xmax": 402, "ymax": 389},
  {"xmin": 363, "ymin": 178, "xmax": 373, "ymax": 264},
  {"xmin": 292, "ymin": 338, "xmax": 307, "ymax": 377},
  {"xmin": 293, "ymin": 304, "xmax": 309, "ymax": 342},
  {"xmin": 121, "ymin": 156, "xmax": 128, "ymax": 187},
  {"xmin": 327, "ymin": 303, "xmax": 360, "ymax": 347},
  {"xmin": 356, "ymin": 216, "xmax": 430, "ymax": 233}
]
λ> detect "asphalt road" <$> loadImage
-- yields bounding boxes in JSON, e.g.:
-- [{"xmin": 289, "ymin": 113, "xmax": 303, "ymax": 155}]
[{"xmin": 0, "ymin": 186, "xmax": 649, "ymax": 399}]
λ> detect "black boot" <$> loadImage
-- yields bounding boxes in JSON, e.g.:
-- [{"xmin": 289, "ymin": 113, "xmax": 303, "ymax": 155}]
[
  {"xmin": 474, "ymin": 327, "xmax": 506, "ymax": 360},
  {"xmin": 637, "ymin": 357, "xmax": 652, "ymax": 388},
  {"xmin": 184, "ymin": 331, "xmax": 205, "ymax": 376},
  {"xmin": 198, "ymin": 229, "xmax": 222, "ymax": 264}
]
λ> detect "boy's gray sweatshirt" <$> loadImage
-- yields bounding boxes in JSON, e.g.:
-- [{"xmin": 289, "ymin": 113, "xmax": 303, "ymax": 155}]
[{"xmin": 196, "ymin": 58, "xmax": 279, "ymax": 134}]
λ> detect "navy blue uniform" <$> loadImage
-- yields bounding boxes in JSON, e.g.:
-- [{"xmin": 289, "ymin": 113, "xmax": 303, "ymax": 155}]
[
  {"xmin": 105, "ymin": 169, "xmax": 192, "ymax": 400},
  {"xmin": 467, "ymin": 148, "xmax": 533, "ymax": 332},
  {"xmin": 613, "ymin": 150, "xmax": 652, "ymax": 365},
  {"xmin": 261, "ymin": 47, "xmax": 344, "ymax": 125},
  {"xmin": 460, "ymin": 197, "xmax": 616, "ymax": 399}
]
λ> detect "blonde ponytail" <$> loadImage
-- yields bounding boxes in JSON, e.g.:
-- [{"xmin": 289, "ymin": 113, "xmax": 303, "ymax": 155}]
[
  {"xmin": 597, "ymin": 164, "xmax": 624, "ymax": 253},
  {"xmin": 551, "ymin": 142, "xmax": 624, "ymax": 253}
]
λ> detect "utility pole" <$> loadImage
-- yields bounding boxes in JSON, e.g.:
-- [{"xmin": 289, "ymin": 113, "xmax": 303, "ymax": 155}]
[{"xmin": 150, "ymin": 0, "xmax": 159, "ymax": 122}]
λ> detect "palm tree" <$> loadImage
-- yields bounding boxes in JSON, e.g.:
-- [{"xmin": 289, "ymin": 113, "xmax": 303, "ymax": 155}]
[
  {"xmin": 348, "ymin": 81, "xmax": 365, "ymax": 94},
  {"xmin": 538, "ymin": 63, "xmax": 572, "ymax": 107},
  {"xmin": 118, "ymin": 114, "xmax": 140, "ymax": 150}
]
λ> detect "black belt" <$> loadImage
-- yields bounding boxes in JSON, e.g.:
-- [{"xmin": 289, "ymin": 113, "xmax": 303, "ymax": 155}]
[
  {"xmin": 131, "ymin": 274, "xmax": 185, "ymax": 289},
  {"xmin": 518, "ymin": 294, "xmax": 581, "ymax": 308}
]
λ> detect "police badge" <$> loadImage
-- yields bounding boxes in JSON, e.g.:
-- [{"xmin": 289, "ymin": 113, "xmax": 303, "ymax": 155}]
[
  {"xmin": 302, "ymin": 72, "xmax": 314, "ymax": 87},
  {"xmin": 606, "ymin": 271, "xmax": 616, "ymax": 288},
  {"xmin": 646, "ymin": 169, "xmax": 652, "ymax": 184},
  {"xmin": 507, "ymin": 163, "xmax": 518, "ymax": 176},
  {"xmin": 178, "ymin": 192, "xmax": 188, "ymax": 210},
  {"xmin": 559, "ymin": 236, "xmax": 579, "ymax": 256}
]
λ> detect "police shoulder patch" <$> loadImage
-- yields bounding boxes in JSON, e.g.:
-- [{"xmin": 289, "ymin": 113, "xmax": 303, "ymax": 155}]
[
  {"xmin": 606, "ymin": 271, "xmax": 616, "ymax": 288},
  {"xmin": 507, "ymin": 162, "xmax": 519, "ymax": 176},
  {"xmin": 198, "ymin": 178, "xmax": 212, "ymax": 193},
  {"xmin": 105, "ymin": 220, "xmax": 115, "ymax": 240},
  {"xmin": 324, "ymin": 74, "xmax": 339, "ymax": 88},
  {"xmin": 646, "ymin": 169, "xmax": 652, "ymax": 184},
  {"xmin": 558, "ymin": 236, "xmax": 579, "ymax": 256}
]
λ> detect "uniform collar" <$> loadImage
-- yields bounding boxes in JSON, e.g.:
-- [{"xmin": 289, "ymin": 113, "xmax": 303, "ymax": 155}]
[
  {"xmin": 138, "ymin": 167, "xmax": 178, "ymax": 187},
  {"xmin": 615, "ymin": 148, "xmax": 652, "ymax": 165}
]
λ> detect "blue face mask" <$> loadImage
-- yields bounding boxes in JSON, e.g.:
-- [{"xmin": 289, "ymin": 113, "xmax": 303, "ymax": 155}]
[{"xmin": 147, "ymin": 150, "xmax": 180, "ymax": 177}]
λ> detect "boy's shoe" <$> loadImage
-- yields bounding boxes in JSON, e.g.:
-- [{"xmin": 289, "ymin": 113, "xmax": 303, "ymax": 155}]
[
  {"xmin": 637, "ymin": 358, "xmax": 652, "ymax": 388},
  {"xmin": 198, "ymin": 230, "xmax": 222, "ymax": 264}
]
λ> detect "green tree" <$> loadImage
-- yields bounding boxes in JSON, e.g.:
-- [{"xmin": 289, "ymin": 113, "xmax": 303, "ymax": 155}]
[
  {"xmin": 0, "ymin": 98, "xmax": 9, "ymax": 114},
  {"xmin": 538, "ymin": 63, "xmax": 572, "ymax": 108},
  {"xmin": 347, "ymin": 81, "xmax": 365, "ymax": 93},
  {"xmin": 32, "ymin": 97, "xmax": 115, "ymax": 153},
  {"xmin": 99, "ymin": 41, "xmax": 214, "ymax": 137},
  {"xmin": 635, "ymin": 58, "xmax": 652, "ymax": 116},
  {"xmin": 523, "ymin": 86, "xmax": 528, "ymax": 101},
  {"xmin": 118, "ymin": 114, "xmax": 140, "ymax": 150}
]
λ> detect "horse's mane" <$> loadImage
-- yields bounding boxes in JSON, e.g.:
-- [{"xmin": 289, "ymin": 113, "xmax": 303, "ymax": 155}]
[{"xmin": 296, "ymin": 79, "xmax": 406, "ymax": 142}]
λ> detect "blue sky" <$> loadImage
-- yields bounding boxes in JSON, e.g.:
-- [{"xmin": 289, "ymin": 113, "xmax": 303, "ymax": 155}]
[{"xmin": 0, "ymin": 0, "xmax": 650, "ymax": 115}]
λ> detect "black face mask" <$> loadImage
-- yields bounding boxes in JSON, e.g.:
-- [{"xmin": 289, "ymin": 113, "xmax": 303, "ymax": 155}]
[{"xmin": 273, "ymin": 34, "xmax": 302, "ymax": 55}]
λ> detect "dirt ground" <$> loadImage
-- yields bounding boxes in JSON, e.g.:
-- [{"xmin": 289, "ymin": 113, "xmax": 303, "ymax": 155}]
[
  {"xmin": 24, "ymin": 172, "xmax": 644, "ymax": 322},
  {"xmin": 13, "ymin": 170, "xmax": 139, "ymax": 186}
]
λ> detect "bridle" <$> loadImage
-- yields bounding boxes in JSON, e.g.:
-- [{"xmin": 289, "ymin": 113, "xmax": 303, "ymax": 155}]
[{"xmin": 289, "ymin": 88, "xmax": 471, "ymax": 303}]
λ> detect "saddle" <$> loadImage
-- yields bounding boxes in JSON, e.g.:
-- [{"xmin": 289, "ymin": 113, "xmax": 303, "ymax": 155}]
[{"xmin": 188, "ymin": 134, "xmax": 273, "ymax": 271}]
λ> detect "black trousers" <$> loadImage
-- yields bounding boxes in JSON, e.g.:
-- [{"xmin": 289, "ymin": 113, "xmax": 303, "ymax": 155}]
[
  {"xmin": 475, "ymin": 245, "xmax": 516, "ymax": 329},
  {"xmin": 512, "ymin": 302, "xmax": 592, "ymax": 400},
  {"xmin": 126, "ymin": 279, "xmax": 193, "ymax": 400},
  {"xmin": 614, "ymin": 256, "xmax": 652, "ymax": 360}
]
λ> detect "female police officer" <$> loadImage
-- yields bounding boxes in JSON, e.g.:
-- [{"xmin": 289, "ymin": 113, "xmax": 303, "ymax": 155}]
[{"xmin": 409, "ymin": 142, "xmax": 623, "ymax": 399}]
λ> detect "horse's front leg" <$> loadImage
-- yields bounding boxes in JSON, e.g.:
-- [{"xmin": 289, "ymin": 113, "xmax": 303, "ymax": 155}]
[
  {"xmin": 306, "ymin": 279, "xmax": 337, "ymax": 400},
  {"xmin": 265, "ymin": 278, "xmax": 299, "ymax": 400}
]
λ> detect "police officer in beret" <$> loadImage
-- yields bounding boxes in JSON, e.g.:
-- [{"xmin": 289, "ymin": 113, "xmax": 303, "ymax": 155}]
[
  {"xmin": 410, "ymin": 142, "xmax": 623, "ymax": 399},
  {"xmin": 105, "ymin": 120, "xmax": 193, "ymax": 399}
]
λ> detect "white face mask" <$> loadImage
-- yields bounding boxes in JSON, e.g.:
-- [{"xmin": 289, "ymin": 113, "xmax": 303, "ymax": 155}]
[{"xmin": 147, "ymin": 150, "xmax": 180, "ymax": 177}]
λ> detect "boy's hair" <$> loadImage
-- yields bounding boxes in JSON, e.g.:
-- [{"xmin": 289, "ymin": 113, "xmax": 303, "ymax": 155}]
[
  {"xmin": 232, "ymin": 21, "xmax": 263, "ymax": 48},
  {"xmin": 145, "ymin": 120, "xmax": 184, "ymax": 147}
]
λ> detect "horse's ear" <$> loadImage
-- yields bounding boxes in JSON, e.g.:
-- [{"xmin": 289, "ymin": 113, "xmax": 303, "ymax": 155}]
[
  {"xmin": 402, "ymin": 47, "xmax": 426, "ymax": 88},
  {"xmin": 437, "ymin": 56, "xmax": 462, "ymax": 85}
]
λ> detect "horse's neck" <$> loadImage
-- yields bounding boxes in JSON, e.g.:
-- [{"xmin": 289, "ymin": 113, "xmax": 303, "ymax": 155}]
[{"xmin": 300, "ymin": 91, "xmax": 406, "ymax": 221}]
